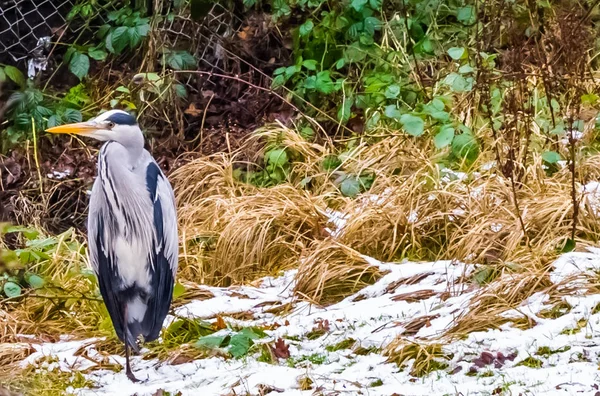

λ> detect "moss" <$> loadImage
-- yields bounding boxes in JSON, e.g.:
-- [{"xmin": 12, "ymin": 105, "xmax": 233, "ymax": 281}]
[
  {"xmin": 516, "ymin": 357, "xmax": 543, "ymax": 368},
  {"xmin": 535, "ymin": 345, "xmax": 571, "ymax": 357},
  {"xmin": 369, "ymin": 379, "xmax": 384, "ymax": 387},
  {"xmin": 538, "ymin": 301, "xmax": 572, "ymax": 319},
  {"xmin": 325, "ymin": 338, "xmax": 356, "ymax": 352},
  {"xmin": 287, "ymin": 353, "xmax": 328, "ymax": 367}
]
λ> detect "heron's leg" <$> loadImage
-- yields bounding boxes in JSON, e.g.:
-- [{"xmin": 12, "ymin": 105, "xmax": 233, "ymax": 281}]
[{"xmin": 123, "ymin": 305, "xmax": 139, "ymax": 383}]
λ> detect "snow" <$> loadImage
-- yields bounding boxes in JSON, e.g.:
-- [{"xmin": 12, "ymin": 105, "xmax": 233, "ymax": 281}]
[{"xmin": 17, "ymin": 249, "xmax": 600, "ymax": 395}]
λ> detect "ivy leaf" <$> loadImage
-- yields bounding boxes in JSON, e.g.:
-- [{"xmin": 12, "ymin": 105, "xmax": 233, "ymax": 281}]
[
  {"xmin": 109, "ymin": 26, "xmax": 130, "ymax": 54},
  {"xmin": 69, "ymin": 52, "xmax": 90, "ymax": 80},
  {"xmin": 340, "ymin": 177, "xmax": 361, "ymax": 198},
  {"xmin": 5, "ymin": 66, "xmax": 25, "ymax": 87},
  {"xmin": 351, "ymin": 0, "xmax": 368, "ymax": 11},
  {"xmin": 299, "ymin": 20, "xmax": 314, "ymax": 37},
  {"xmin": 542, "ymin": 151, "xmax": 561, "ymax": 164},
  {"xmin": 4, "ymin": 281, "xmax": 21, "ymax": 298},
  {"xmin": 457, "ymin": 6, "xmax": 476, "ymax": 25},
  {"xmin": 88, "ymin": 48, "xmax": 108, "ymax": 61},
  {"xmin": 384, "ymin": 84, "xmax": 401, "ymax": 99},
  {"xmin": 302, "ymin": 59, "xmax": 318, "ymax": 71},
  {"xmin": 400, "ymin": 114, "xmax": 425, "ymax": 137},
  {"xmin": 447, "ymin": 47, "xmax": 466, "ymax": 60},
  {"xmin": 434, "ymin": 125, "xmax": 455, "ymax": 148},
  {"xmin": 384, "ymin": 105, "xmax": 402, "ymax": 120},
  {"xmin": 25, "ymin": 274, "xmax": 45, "ymax": 289}
]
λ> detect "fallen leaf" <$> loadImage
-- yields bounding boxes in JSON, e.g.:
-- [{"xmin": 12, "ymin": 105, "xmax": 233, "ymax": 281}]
[
  {"xmin": 184, "ymin": 103, "xmax": 203, "ymax": 116},
  {"xmin": 271, "ymin": 338, "xmax": 290, "ymax": 359},
  {"xmin": 213, "ymin": 315, "xmax": 227, "ymax": 331}
]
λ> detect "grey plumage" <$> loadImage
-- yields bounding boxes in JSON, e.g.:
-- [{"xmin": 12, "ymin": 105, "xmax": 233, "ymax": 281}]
[{"xmin": 46, "ymin": 109, "xmax": 178, "ymax": 382}]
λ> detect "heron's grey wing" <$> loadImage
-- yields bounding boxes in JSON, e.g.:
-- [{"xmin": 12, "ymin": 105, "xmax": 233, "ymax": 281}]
[
  {"xmin": 87, "ymin": 178, "xmax": 128, "ymax": 343},
  {"xmin": 140, "ymin": 161, "xmax": 178, "ymax": 341}
]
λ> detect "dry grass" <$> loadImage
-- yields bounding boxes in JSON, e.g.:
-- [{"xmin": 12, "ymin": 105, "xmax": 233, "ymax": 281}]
[
  {"xmin": 293, "ymin": 239, "xmax": 384, "ymax": 305},
  {"xmin": 384, "ymin": 340, "xmax": 450, "ymax": 377},
  {"xmin": 172, "ymin": 152, "xmax": 330, "ymax": 285}
]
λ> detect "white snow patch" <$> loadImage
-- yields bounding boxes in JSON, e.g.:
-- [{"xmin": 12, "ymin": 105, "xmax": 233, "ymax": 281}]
[{"xmin": 16, "ymin": 252, "xmax": 600, "ymax": 395}]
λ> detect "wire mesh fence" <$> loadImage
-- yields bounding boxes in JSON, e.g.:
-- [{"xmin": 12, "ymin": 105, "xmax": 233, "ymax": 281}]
[{"xmin": 1, "ymin": 0, "xmax": 76, "ymax": 63}]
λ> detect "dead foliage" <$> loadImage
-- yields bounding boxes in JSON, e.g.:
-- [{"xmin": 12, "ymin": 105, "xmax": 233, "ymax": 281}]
[
  {"xmin": 172, "ymin": 153, "xmax": 329, "ymax": 285},
  {"xmin": 293, "ymin": 239, "xmax": 384, "ymax": 305}
]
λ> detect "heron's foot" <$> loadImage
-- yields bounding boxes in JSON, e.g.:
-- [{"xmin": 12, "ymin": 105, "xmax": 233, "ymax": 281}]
[{"xmin": 126, "ymin": 368, "xmax": 140, "ymax": 383}]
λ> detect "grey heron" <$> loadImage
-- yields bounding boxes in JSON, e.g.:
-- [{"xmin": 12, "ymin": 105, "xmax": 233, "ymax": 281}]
[{"xmin": 46, "ymin": 109, "xmax": 178, "ymax": 382}]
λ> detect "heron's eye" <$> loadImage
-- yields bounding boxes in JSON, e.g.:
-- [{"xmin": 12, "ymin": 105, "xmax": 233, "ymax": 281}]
[{"xmin": 107, "ymin": 121, "xmax": 116, "ymax": 129}]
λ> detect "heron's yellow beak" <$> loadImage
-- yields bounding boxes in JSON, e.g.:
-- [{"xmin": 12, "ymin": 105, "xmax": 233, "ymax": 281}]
[{"xmin": 46, "ymin": 122, "xmax": 98, "ymax": 135}]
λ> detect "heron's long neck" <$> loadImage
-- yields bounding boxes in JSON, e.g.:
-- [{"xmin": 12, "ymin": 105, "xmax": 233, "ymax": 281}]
[{"xmin": 110, "ymin": 132, "xmax": 144, "ymax": 170}]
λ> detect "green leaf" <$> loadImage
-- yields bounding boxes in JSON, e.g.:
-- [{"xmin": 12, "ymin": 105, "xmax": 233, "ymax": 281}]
[
  {"xmin": 4, "ymin": 281, "xmax": 21, "ymax": 298},
  {"xmin": 173, "ymin": 282, "xmax": 185, "ymax": 299},
  {"xmin": 299, "ymin": 20, "xmax": 314, "ymax": 37},
  {"xmin": 351, "ymin": 0, "xmax": 368, "ymax": 11},
  {"xmin": 88, "ymin": 48, "xmax": 108, "ymax": 61},
  {"xmin": 0, "ymin": 67, "xmax": 6, "ymax": 82},
  {"xmin": 338, "ymin": 98, "xmax": 353, "ymax": 122},
  {"xmin": 384, "ymin": 84, "xmax": 401, "ymax": 99},
  {"xmin": 110, "ymin": 26, "xmax": 130, "ymax": 54},
  {"xmin": 434, "ymin": 125, "xmax": 455, "ymax": 148},
  {"xmin": 542, "ymin": 151, "xmax": 561, "ymax": 164},
  {"xmin": 400, "ymin": 114, "xmax": 425, "ymax": 137},
  {"xmin": 302, "ymin": 59, "xmax": 318, "ymax": 71},
  {"xmin": 444, "ymin": 72, "xmax": 469, "ymax": 92},
  {"xmin": 26, "ymin": 274, "xmax": 45, "ymax": 289},
  {"xmin": 459, "ymin": 64, "xmax": 474, "ymax": 74},
  {"xmin": 363, "ymin": 17, "xmax": 382, "ymax": 36},
  {"xmin": 457, "ymin": 6, "xmax": 476, "ymax": 25},
  {"xmin": 447, "ymin": 47, "xmax": 466, "ymax": 60},
  {"xmin": 562, "ymin": 238, "xmax": 576, "ymax": 253},
  {"xmin": 414, "ymin": 37, "xmax": 434, "ymax": 55},
  {"xmin": 63, "ymin": 108, "xmax": 82, "ymax": 123},
  {"xmin": 195, "ymin": 335, "xmax": 227, "ymax": 349},
  {"xmin": 167, "ymin": 51, "xmax": 197, "ymax": 70},
  {"xmin": 452, "ymin": 133, "xmax": 479, "ymax": 162},
  {"xmin": 335, "ymin": 58, "xmax": 345, "ymax": 69},
  {"xmin": 128, "ymin": 26, "xmax": 142, "ymax": 48},
  {"xmin": 174, "ymin": 84, "xmax": 188, "ymax": 98},
  {"xmin": 322, "ymin": 155, "xmax": 342, "ymax": 171},
  {"xmin": 315, "ymin": 71, "xmax": 335, "ymax": 94},
  {"xmin": 266, "ymin": 148, "xmax": 288, "ymax": 167},
  {"xmin": 5, "ymin": 66, "xmax": 25, "ymax": 87},
  {"xmin": 384, "ymin": 105, "xmax": 402, "ymax": 120},
  {"xmin": 6, "ymin": 226, "xmax": 39, "ymax": 240},
  {"xmin": 229, "ymin": 332, "xmax": 253, "ymax": 358},
  {"xmin": 273, "ymin": 67, "xmax": 286, "ymax": 76},
  {"xmin": 69, "ymin": 52, "xmax": 90, "ymax": 80},
  {"xmin": 340, "ymin": 177, "xmax": 361, "ymax": 198}
]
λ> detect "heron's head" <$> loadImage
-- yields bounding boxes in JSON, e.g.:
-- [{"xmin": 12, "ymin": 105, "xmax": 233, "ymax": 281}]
[{"xmin": 46, "ymin": 110, "xmax": 142, "ymax": 143}]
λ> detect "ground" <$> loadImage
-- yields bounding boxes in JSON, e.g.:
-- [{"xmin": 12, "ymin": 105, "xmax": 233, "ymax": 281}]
[{"xmin": 17, "ymin": 247, "xmax": 600, "ymax": 396}]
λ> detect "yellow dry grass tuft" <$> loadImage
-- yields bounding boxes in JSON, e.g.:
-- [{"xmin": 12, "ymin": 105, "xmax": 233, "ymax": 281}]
[
  {"xmin": 293, "ymin": 239, "xmax": 384, "ymax": 305},
  {"xmin": 384, "ymin": 340, "xmax": 450, "ymax": 377},
  {"xmin": 172, "ymin": 154, "xmax": 330, "ymax": 285}
]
